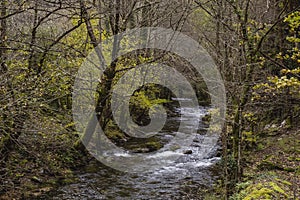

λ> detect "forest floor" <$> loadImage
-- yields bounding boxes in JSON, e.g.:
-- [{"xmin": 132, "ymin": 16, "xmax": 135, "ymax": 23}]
[
  {"xmin": 0, "ymin": 114, "xmax": 90, "ymax": 199},
  {"xmin": 230, "ymin": 125, "xmax": 300, "ymax": 199}
]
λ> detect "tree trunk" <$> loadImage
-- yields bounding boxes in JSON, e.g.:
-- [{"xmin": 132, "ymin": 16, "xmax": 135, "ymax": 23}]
[
  {"xmin": 81, "ymin": 0, "xmax": 121, "ymax": 145},
  {"xmin": 0, "ymin": 0, "xmax": 7, "ymax": 73},
  {"xmin": 28, "ymin": 2, "xmax": 39, "ymax": 73}
]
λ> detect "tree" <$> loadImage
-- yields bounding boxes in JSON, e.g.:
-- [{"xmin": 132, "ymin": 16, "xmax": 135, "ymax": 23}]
[
  {"xmin": 191, "ymin": 0, "xmax": 300, "ymax": 197},
  {"xmin": 78, "ymin": 0, "xmax": 195, "ymax": 146}
]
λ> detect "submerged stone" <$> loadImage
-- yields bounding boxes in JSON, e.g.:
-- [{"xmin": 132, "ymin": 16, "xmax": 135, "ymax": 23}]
[{"xmin": 183, "ymin": 150, "xmax": 193, "ymax": 154}]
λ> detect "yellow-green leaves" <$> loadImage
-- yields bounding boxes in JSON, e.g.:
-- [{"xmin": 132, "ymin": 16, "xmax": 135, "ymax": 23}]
[
  {"xmin": 130, "ymin": 90, "xmax": 170, "ymax": 111},
  {"xmin": 284, "ymin": 11, "xmax": 300, "ymax": 33},
  {"xmin": 252, "ymin": 10, "xmax": 300, "ymax": 101}
]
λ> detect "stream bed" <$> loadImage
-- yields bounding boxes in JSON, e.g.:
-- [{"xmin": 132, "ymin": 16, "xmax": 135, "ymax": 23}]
[{"xmin": 43, "ymin": 102, "xmax": 222, "ymax": 199}]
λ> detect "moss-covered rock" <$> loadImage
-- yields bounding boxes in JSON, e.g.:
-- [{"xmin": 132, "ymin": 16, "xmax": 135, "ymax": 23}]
[{"xmin": 230, "ymin": 180, "xmax": 290, "ymax": 200}]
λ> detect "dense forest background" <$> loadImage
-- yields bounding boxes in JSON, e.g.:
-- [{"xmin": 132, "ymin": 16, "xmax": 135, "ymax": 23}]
[{"xmin": 0, "ymin": 0, "xmax": 299, "ymax": 199}]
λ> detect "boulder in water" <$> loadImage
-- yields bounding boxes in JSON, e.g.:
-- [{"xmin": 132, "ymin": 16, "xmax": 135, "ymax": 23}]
[
  {"xmin": 183, "ymin": 150, "xmax": 192, "ymax": 154},
  {"xmin": 193, "ymin": 138, "xmax": 200, "ymax": 143}
]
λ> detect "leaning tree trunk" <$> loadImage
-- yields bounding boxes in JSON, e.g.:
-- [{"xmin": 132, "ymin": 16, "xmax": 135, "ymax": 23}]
[{"xmin": 80, "ymin": 0, "xmax": 121, "ymax": 145}]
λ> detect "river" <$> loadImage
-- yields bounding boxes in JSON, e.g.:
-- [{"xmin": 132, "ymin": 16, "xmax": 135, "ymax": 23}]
[{"xmin": 43, "ymin": 100, "xmax": 221, "ymax": 199}]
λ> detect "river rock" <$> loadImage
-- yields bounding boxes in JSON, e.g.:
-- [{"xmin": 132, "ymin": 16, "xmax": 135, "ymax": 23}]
[
  {"xmin": 132, "ymin": 148, "xmax": 150, "ymax": 153},
  {"xmin": 183, "ymin": 150, "xmax": 192, "ymax": 154},
  {"xmin": 193, "ymin": 138, "xmax": 200, "ymax": 143}
]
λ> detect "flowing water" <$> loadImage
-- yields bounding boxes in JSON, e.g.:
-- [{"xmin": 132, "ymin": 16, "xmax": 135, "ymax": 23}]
[{"xmin": 45, "ymin": 100, "xmax": 221, "ymax": 199}]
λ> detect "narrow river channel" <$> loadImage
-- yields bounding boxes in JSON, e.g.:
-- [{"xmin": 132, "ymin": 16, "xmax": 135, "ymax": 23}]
[{"xmin": 45, "ymin": 100, "xmax": 221, "ymax": 199}]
